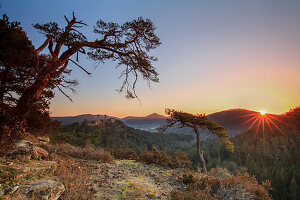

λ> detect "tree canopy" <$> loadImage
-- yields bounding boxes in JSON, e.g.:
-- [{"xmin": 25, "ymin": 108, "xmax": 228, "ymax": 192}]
[
  {"xmin": 31, "ymin": 13, "xmax": 160, "ymax": 100},
  {"xmin": 160, "ymin": 109, "xmax": 234, "ymax": 173},
  {"xmin": 0, "ymin": 13, "xmax": 161, "ymax": 143},
  {"xmin": 161, "ymin": 109, "xmax": 234, "ymax": 152}
]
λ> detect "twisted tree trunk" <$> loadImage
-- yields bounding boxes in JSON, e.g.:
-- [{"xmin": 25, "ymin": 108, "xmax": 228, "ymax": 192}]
[
  {"xmin": 15, "ymin": 62, "xmax": 59, "ymax": 118},
  {"xmin": 194, "ymin": 126, "xmax": 207, "ymax": 173}
]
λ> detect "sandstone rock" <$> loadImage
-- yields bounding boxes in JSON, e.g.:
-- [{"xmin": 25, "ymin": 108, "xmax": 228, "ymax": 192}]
[
  {"xmin": 32, "ymin": 146, "xmax": 49, "ymax": 160},
  {"xmin": 20, "ymin": 161, "xmax": 58, "ymax": 174},
  {"xmin": 17, "ymin": 177, "xmax": 65, "ymax": 200},
  {"xmin": 9, "ymin": 140, "xmax": 33, "ymax": 159},
  {"xmin": 37, "ymin": 137, "xmax": 50, "ymax": 143},
  {"xmin": 2, "ymin": 185, "xmax": 19, "ymax": 195}
]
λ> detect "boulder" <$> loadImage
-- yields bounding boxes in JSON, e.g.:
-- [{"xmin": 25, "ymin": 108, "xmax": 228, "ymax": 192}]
[
  {"xmin": 37, "ymin": 136, "xmax": 50, "ymax": 143},
  {"xmin": 32, "ymin": 146, "xmax": 49, "ymax": 160},
  {"xmin": 17, "ymin": 177, "xmax": 65, "ymax": 200},
  {"xmin": 1, "ymin": 185, "xmax": 19, "ymax": 196},
  {"xmin": 20, "ymin": 160, "xmax": 58, "ymax": 174},
  {"xmin": 9, "ymin": 140, "xmax": 33, "ymax": 159}
]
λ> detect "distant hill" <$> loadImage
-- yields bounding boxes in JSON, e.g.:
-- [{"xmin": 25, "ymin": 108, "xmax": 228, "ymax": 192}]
[
  {"xmin": 51, "ymin": 114, "xmax": 117, "ymax": 125},
  {"xmin": 161, "ymin": 109, "xmax": 259, "ymax": 138},
  {"xmin": 207, "ymin": 109, "xmax": 257, "ymax": 129},
  {"xmin": 51, "ymin": 108, "xmax": 286, "ymax": 138},
  {"xmin": 122, "ymin": 113, "xmax": 167, "ymax": 131}
]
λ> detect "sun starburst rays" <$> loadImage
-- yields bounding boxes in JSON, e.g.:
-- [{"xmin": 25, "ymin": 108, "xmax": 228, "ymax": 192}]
[{"xmin": 238, "ymin": 111, "xmax": 286, "ymax": 139}]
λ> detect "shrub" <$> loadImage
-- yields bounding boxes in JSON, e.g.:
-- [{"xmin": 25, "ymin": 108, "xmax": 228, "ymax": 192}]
[
  {"xmin": 170, "ymin": 190, "xmax": 200, "ymax": 200},
  {"xmin": 172, "ymin": 169, "xmax": 272, "ymax": 200},
  {"xmin": 54, "ymin": 156, "xmax": 93, "ymax": 199},
  {"xmin": 49, "ymin": 143, "xmax": 113, "ymax": 163},
  {"xmin": 108, "ymin": 148, "xmax": 139, "ymax": 160},
  {"xmin": 139, "ymin": 146, "xmax": 192, "ymax": 169}
]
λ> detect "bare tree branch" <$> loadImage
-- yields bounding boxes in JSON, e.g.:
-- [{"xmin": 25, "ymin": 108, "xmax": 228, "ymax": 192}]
[
  {"xmin": 68, "ymin": 59, "xmax": 91, "ymax": 76},
  {"xmin": 54, "ymin": 83, "xmax": 73, "ymax": 102}
]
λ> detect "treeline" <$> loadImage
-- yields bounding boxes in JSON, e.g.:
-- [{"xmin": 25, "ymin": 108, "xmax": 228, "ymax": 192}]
[
  {"xmin": 52, "ymin": 119, "xmax": 194, "ymax": 154},
  {"xmin": 52, "ymin": 108, "xmax": 300, "ymax": 200},
  {"xmin": 198, "ymin": 109, "xmax": 300, "ymax": 200}
]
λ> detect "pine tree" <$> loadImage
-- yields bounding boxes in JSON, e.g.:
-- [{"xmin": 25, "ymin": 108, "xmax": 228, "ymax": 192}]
[{"xmin": 159, "ymin": 109, "xmax": 234, "ymax": 173}]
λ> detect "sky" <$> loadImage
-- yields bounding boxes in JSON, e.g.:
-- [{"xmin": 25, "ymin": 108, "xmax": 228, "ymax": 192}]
[{"xmin": 1, "ymin": 0, "xmax": 300, "ymax": 117}]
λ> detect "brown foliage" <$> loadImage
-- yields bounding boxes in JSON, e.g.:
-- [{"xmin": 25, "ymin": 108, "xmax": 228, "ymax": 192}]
[
  {"xmin": 47, "ymin": 143, "xmax": 114, "ymax": 199},
  {"xmin": 54, "ymin": 156, "xmax": 93, "ymax": 199},
  {"xmin": 49, "ymin": 143, "xmax": 114, "ymax": 163},
  {"xmin": 139, "ymin": 146, "xmax": 192, "ymax": 169},
  {"xmin": 108, "ymin": 148, "xmax": 139, "ymax": 160},
  {"xmin": 172, "ymin": 168, "xmax": 272, "ymax": 200}
]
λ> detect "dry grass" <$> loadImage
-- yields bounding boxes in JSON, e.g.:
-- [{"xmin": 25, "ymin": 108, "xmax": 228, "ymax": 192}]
[
  {"xmin": 139, "ymin": 147, "xmax": 192, "ymax": 169},
  {"xmin": 49, "ymin": 143, "xmax": 114, "ymax": 163},
  {"xmin": 107, "ymin": 146, "xmax": 192, "ymax": 169},
  {"xmin": 44, "ymin": 143, "xmax": 114, "ymax": 199},
  {"xmin": 54, "ymin": 155, "xmax": 94, "ymax": 200},
  {"xmin": 108, "ymin": 148, "xmax": 139, "ymax": 160},
  {"xmin": 171, "ymin": 168, "xmax": 272, "ymax": 200}
]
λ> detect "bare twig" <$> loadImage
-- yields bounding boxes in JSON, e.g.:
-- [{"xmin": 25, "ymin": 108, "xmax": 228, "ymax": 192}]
[{"xmin": 68, "ymin": 59, "xmax": 91, "ymax": 76}]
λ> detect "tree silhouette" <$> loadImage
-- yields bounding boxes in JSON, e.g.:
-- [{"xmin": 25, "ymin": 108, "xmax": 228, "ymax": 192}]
[
  {"xmin": 15, "ymin": 12, "xmax": 160, "ymax": 118},
  {"xmin": 0, "ymin": 14, "xmax": 60, "ymax": 141},
  {"xmin": 0, "ymin": 13, "xmax": 160, "ymax": 142},
  {"xmin": 159, "ymin": 109, "xmax": 234, "ymax": 173}
]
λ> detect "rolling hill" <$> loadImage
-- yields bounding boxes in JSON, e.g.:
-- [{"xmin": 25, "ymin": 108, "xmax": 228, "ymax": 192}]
[
  {"xmin": 51, "ymin": 108, "xmax": 267, "ymax": 138},
  {"xmin": 51, "ymin": 114, "xmax": 118, "ymax": 125},
  {"xmin": 122, "ymin": 113, "xmax": 167, "ymax": 131}
]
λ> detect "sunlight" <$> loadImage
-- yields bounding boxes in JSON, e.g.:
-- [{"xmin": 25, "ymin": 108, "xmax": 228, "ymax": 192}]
[
  {"xmin": 259, "ymin": 110, "xmax": 267, "ymax": 115},
  {"xmin": 238, "ymin": 111, "xmax": 286, "ymax": 139}
]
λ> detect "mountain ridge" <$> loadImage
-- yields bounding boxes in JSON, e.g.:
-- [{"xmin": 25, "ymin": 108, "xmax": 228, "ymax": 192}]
[{"xmin": 51, "ymin": 109, "xmax": 272, "ymax": 134}]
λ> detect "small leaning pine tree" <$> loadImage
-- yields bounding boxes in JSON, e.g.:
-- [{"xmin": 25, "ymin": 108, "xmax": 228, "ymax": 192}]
[{"xmin": 159, "ymin": 109, "xmax": 234, "ymax": 173}]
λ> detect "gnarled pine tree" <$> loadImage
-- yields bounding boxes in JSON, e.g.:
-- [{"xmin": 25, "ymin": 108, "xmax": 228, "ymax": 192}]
[
  {"xmin": 159, "ymin": 109, "xmax": 234, "ymax": 173},
  {"xmin": 16, "ymin": 12, "xmax": 160, "ymax": 118}
]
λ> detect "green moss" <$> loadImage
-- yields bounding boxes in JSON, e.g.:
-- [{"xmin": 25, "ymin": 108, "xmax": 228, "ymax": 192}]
[
  {"xmin": 115, "ymin": 160, "xmax": 140, "ymax": 167},
  {"xmin": 114, "ymin": 176, "xmax": 158, "ymax": 199}
]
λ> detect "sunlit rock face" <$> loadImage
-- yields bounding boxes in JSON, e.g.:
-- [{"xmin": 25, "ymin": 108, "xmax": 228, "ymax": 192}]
[
  {"xmin": 9, "ymin": 140, "xmax": 34, "ymax": 160},
  {"xmin": 17, "ymin": 178, "xmax": 65, "ymax": 200}
]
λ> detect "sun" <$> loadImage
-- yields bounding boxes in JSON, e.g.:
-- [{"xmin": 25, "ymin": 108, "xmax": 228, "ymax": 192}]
[
  {"xmin": 259, "ymin": 110, "xmax": 267, "ymax": 115},
  {"xmin": 238, "ymin": 109, "xmax": 287, "ymax": 140}
]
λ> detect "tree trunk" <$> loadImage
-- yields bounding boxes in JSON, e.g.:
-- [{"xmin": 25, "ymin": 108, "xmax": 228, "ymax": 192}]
[
  {"xmin": 0, "ymin": 67, "xmax": 10, "ymax": 101},
  {"xmin": 194, "ymin": 126, "xmax": 207, "ymax": 173},
  {"xmin": 15, "ymin": 63, "xmax": 57, "ymax": 118}
]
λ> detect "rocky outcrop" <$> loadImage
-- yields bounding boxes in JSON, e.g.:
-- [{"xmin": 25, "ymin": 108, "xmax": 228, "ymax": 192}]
[
  {"xmin": 32, "ymin": 146, "xmax": 49, "ymax": 160},
  {"xmin": 8, "ymin": 139, "xmax": 50, "ymax": 160},
  {"xmin": 0, "ymin": 159, "xmax": 64, "ymax": 199},
  {"xmin": 8, "ymin": 140, "xmax": 34, "ymax": 159},
  {"xmin": 37, "ymin": 136, "xmax": 50, "ymax": 143},
  {"xmin": 90, "ymin": 159, "xmax": 184, "ymax": 199},
  {"xmin": 17, "ymin": 177, "xmax": 65, "ymax": 200},
  {"xmin": 1, "ymin": 137, "xmax": 65, "ymax": 200}
]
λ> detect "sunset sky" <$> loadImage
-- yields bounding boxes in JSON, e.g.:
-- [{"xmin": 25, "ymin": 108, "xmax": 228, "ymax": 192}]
[{"xmin": 2, "ymin": 0, "xmax": 300, "ymax": 117}]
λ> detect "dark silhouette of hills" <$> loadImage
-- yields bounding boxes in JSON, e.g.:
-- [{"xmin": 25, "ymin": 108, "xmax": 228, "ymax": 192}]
[
  {"xmin": 52, "ymin": 109, "xmax": 262, "ymax": 136},
  {"xmin": 122, "ymin": 113, "xmax": 167, "ymax": 131},
  {"xmin": 207, "ymin": 108, "xmax": 258, "ymax": 129},
  {"xmin": 52, "ymin": 108, "xmax": 300, "ymax": 138},
  {"xmin": 51, "ymin": 114, "xmax": 117, "ymax": 125}
]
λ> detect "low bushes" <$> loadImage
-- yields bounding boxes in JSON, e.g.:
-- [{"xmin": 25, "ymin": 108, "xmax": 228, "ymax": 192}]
[
  {"xmin": 108, "ymin": 148, "xmax": 139, "ymax": 160},
  {"xmin": 49, "ymin": 143, "xmax": 113, "ymax": 163},
  {"xmin": 139, "ymin": 147, "xmax": 192, "ymax": 169},
  {"xmin": 54, "ymin": 156, "xmax": 94, "ymax": 200},
  {"xmin": 107, "ymin": 146, "xmax": 192, "ymax": 169},
  {"xmin": 171, "ymin": 168, "xmax": 272, "ymax": 200}
]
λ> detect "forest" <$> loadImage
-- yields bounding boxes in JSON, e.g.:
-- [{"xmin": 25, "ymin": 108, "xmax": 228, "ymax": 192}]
[
  {"xmin": 52, "ymin": 107, "xmax": 300, "ymax": 200},
  {"xmin": 1, "ymin": 3, "xmax": 299, "ymax": 199}
]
